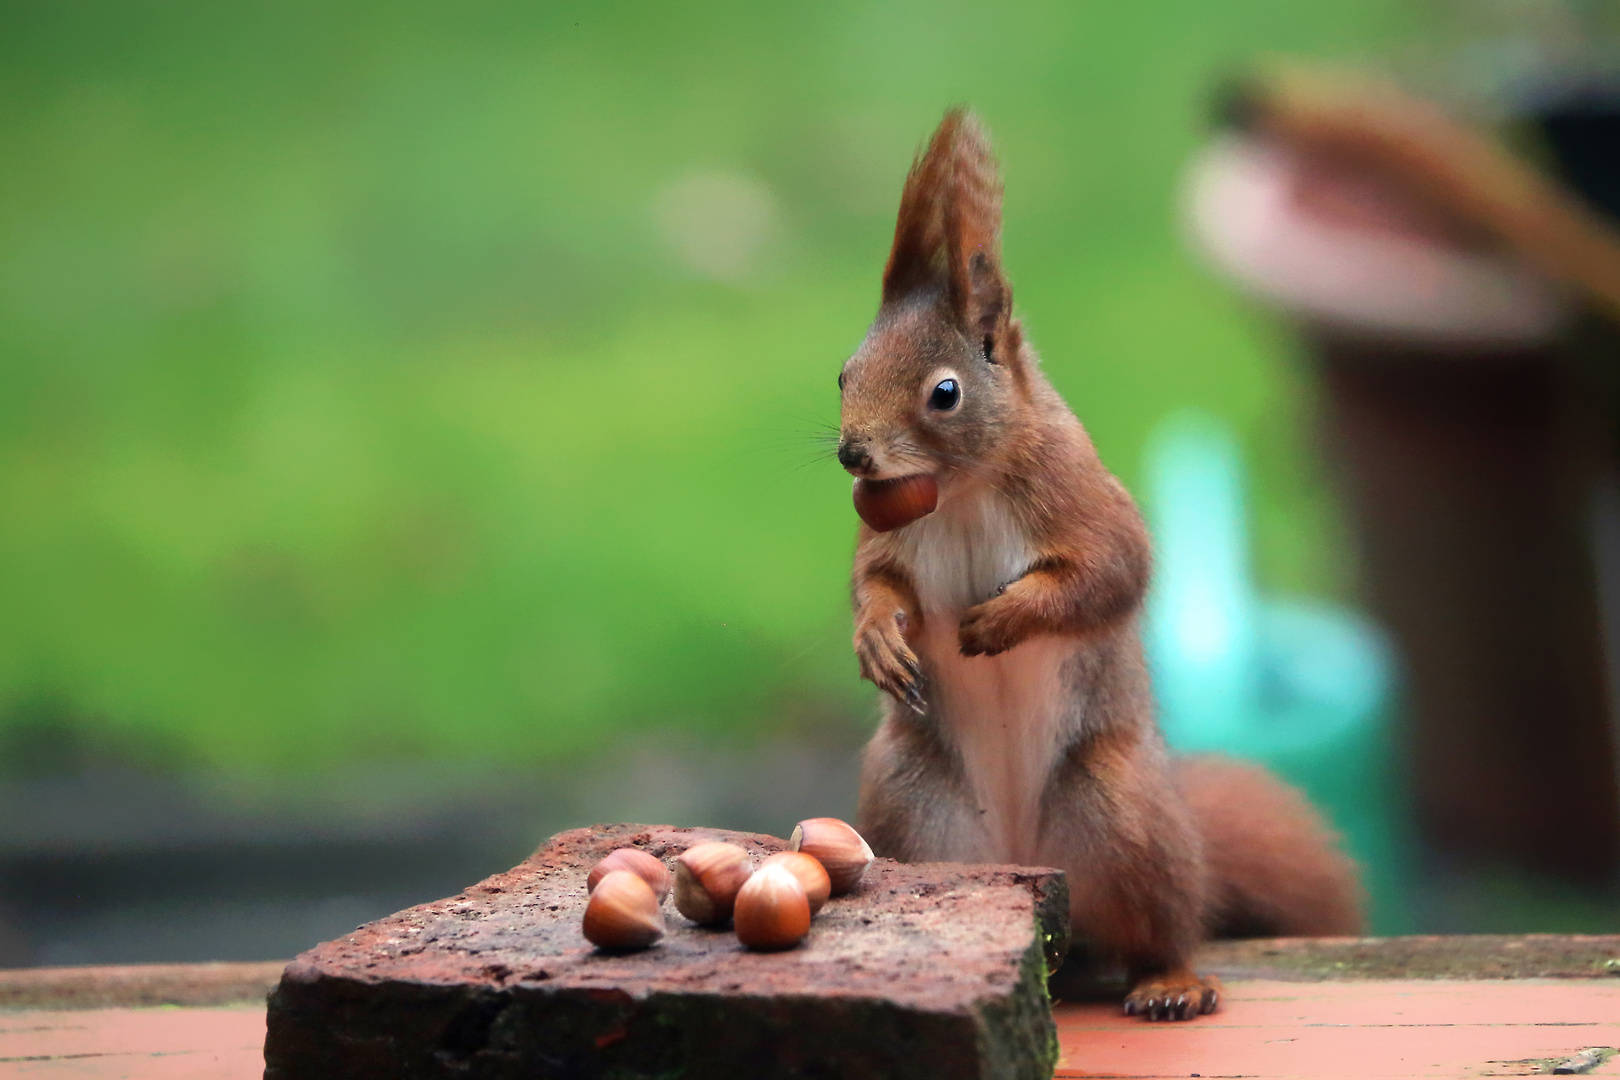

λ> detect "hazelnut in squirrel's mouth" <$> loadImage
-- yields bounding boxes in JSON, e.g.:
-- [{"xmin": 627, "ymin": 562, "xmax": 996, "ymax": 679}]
[{"xmin": 852, "ymin": 474, "xmax": 938, "ymax": 532}]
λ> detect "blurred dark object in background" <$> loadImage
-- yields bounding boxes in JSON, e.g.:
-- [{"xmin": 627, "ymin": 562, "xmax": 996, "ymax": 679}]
[
  {"xmin": 1541, "ymin": 89, "xmax": 1620, "ymax": 222},
  {"xmin": 1187, "ymin": 67, "xmax": 1620, "ymax": 896},
  {"xmin": 0, "ymin": 735, "xmax": 857, "ymax": 968},
  {"xmin": 1313, "ymin": 332, "xmax": 1616, "ymax": 884}
]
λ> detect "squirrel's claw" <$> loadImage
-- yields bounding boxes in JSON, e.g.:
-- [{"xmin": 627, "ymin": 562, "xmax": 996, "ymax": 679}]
[{"xmin": 900, "ymin": 680, "xmax": 927, "ymax": 715}]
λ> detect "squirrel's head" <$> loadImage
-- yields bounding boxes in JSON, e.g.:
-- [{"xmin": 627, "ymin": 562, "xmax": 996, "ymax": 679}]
[{"xmin": 837, "ymin": 109, "xmax": 1026, "ymax": 484}]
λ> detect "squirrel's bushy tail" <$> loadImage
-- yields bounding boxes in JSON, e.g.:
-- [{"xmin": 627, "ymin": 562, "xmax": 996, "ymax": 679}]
[{"xmin": 1175, "ymin": 754, "xmax": 1365, "ymax": 938}]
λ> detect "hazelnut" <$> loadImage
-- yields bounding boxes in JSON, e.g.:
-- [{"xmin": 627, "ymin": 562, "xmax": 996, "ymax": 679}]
[
  {"xmin": 581, "ymin": 869, "xmax": 664, "ymax": 951},
  {"xmin": 762, "ymin": 851, "xmax": 831, "ymax": 915},
  {"xmin": 673, "ymin": 841, "xmax": 752, "ymax": 925},
  {"xmin": 587, "ymin": 848, "xmax": 670, "ymax": 903},
  {"xmin": 789, "ymin": 818, "xmax": 874, "ymax": 895},
  {"xmin": 853, "ymin": 474, "xmax": 938, "ymax": 533},
  {"xmin": 733, "ymin": 862, "xmax": 812, "ymax": 951}
]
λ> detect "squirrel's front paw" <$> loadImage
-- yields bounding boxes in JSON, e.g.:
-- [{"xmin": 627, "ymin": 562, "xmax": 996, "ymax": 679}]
[
  {"xmin": 855, "ymin": 614, "xmax": 925, "ymax": 713},
  {"xmin": 958, "ymin": 596, "xmax": 1025, "ymax": 656}
]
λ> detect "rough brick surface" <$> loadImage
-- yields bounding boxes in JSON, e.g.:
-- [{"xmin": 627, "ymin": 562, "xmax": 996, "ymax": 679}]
[{"xmin": 263, "ymin": 823, "xmax": 1069, "ymax": 1080}]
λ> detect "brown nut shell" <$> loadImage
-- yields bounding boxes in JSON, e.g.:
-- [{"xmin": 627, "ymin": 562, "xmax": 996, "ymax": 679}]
[
  {"xmin": 762, "ymin": 850, "xmax": 831, "ymax": 915},
  {"xmin": 790, "ymin": 817, "xmax": 874, "ymax": 895},
  {"xmin": 673, "ymin": 841, "xmax": 752, "ymax": 925},
  {"xmin": 587, "ymin": 848, "xmax": 670, "ymax": 903},
  {"xmin": 733, "ymin": 862, "xmax": 812, "ymax": 951},
  {"xmin": 582, "ymin": 869, "xmax": 665, "ymax": 951},
  {"xmin": 853, "ymin": 474, "xmax": 938, "ymax": 533}
]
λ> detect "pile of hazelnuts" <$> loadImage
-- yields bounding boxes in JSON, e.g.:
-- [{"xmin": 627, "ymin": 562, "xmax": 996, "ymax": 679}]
[{"xmin": 581, "ymin": 818, "xmax": 874, "ymax": 952}]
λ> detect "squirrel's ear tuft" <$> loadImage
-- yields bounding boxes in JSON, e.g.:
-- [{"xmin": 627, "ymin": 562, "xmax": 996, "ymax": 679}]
[
  {"xmin": 881, "ymin": 109, "xmax": 1011, "ymax": 347},
  {"xmin": 882, "ymin": 111, "xmax": 960, "ymax": 303},
  {"xmin": 941, "ymin": 112, "xmax": 1010, "ymax": 350}
]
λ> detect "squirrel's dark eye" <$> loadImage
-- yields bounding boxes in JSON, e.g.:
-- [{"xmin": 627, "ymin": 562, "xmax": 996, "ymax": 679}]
[
  {"xmin": 928, "ymin": 378, "xmax": 960, "ymax": 411},
  {"xmin": 838, "ymin": 371, "xmax": 846, "ymax": 391}
]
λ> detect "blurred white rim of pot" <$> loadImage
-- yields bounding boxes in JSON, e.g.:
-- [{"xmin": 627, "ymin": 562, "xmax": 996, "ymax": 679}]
[{"xmin": 1182, "ymin": 132, "xmax": 1573, "ymax": 348}]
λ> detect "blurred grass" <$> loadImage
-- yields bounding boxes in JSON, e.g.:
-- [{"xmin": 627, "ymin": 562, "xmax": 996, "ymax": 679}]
[{"xmin": 0, "ymin": 1, "xmax": 1424, "ymax": 769}]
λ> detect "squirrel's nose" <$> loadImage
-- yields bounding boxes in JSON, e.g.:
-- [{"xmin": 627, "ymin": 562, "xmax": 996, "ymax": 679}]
[{"xmin": 837, "ymin": 441, "xmax": 872, "ymax": 473}]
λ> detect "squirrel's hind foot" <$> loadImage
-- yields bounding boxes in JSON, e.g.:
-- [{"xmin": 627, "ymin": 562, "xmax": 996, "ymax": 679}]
[{"xmin": 1123, "ymin": 970, "xmax": 1221, "ymax": 1021}]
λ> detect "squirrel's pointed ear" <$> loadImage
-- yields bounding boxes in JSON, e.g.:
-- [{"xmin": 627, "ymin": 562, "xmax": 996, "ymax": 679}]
[
  {"xmin": 940, "ymin": 112, "xmax": 1012, "ymax": 358},
  {"xmin": 882, "ymin": 112, "xmax": 958, "ymax": 303},
  {"xmin": 882, "ymin": 110, "xmax": 1014, "ymax": 358}
]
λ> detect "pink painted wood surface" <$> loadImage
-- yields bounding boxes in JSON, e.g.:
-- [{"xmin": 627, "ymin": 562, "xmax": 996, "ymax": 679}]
[
  {"xmin": 1055, "ymin": 979, "xmax": 1620, "ymax": 1078},
  {"xmin": 0, "ymin": 1007, "xmax": 263, "ymax": 1079},
  {"xmin": 3, "ymin": 978, "xmax": 1618, "ymax": 1077}
]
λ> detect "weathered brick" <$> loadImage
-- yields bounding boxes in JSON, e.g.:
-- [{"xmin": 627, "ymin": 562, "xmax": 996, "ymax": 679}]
[{"xmin": 263, "ymin": 823, "xmax": 1069, "ymax": 1079}]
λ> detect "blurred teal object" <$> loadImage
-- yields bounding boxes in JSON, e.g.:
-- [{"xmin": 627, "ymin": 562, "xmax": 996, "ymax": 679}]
[{"xmin": 1144, "ymin": 411, "xmax": 1413, "ymax": 933}]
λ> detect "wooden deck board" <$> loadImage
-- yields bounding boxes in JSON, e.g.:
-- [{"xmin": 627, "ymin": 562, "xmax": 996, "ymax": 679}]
[
  {"xmin": 3, "ymin": 950, "xmax": 1620, "ymax": 1078},
  {"xmin": 5, "ymin": 984, "xmax": 1618, "ymax": 1079},
  {"xmin": 1054, "ymin": 980, "xmax": 1620, "ymax": 1078},
  {"xmin": 0, "ymin": 1007, "xmax": 264, "ymax": 1079}
]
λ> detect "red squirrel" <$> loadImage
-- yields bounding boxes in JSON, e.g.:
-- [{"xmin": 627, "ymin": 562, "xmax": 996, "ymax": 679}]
[{"xmin": 839, "ymin": 110, "xmax": 1363, "ymax": 1022}]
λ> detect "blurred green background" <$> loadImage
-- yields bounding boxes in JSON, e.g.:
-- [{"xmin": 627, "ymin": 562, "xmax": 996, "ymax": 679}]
[{"xmin": 0, "ymin": 0, "xmax": 1433, "ymax": 773}]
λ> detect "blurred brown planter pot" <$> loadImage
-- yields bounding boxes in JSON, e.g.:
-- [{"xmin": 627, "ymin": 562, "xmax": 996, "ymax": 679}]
[{"xmin": 1185, "ymin": 69, "xmax": 1620, "ymax": 886}]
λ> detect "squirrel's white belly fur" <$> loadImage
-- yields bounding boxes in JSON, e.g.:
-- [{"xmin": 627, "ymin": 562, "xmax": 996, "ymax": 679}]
[{"xmin": 882, "ymin": 480, "xmax": 1074, "ymax": 865}]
